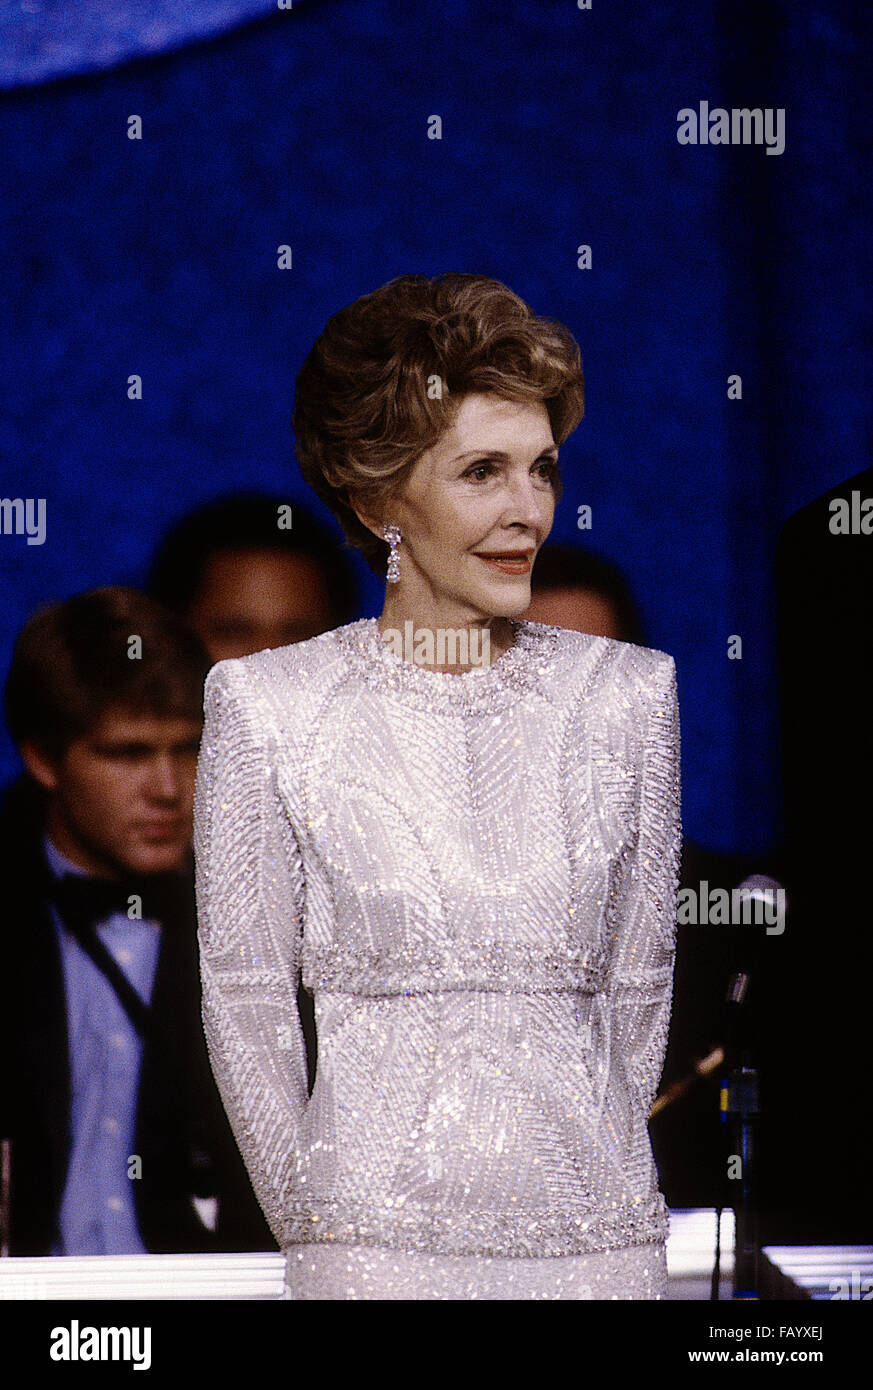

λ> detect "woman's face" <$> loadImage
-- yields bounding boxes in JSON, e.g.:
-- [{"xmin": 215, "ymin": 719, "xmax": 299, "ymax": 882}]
[{"xmin": 363, "ymin": 392, "xmax": 559, "ymax": 622}]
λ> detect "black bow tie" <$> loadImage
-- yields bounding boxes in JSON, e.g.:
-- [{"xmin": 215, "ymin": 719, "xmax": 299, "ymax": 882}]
[
  {"xmin": 47, "ymin": 870, "xmax": 185, "ymax": 1040},
  {"xmin": 49, "ymin": 870, "xmax": 184, "ymax": 934}
]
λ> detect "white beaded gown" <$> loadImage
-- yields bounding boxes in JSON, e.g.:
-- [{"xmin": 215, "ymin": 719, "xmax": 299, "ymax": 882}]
[{"xmin": 193, "ymin": 617, "xmax": 681, "ymax": 1299}]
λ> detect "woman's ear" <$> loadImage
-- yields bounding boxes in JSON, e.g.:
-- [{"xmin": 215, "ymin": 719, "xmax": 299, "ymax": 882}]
[
  {"xmin": 352, "ymin": 510, "xmax": 382, "ymax": 541},
  {"xmin": 349, "ymin": 490, "xmax": 389, "ymax": 541}
]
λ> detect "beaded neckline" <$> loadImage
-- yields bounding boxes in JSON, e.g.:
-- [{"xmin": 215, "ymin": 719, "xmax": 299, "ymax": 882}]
[{"xmin": 334, "ymin": 616, "xmax": 561, "ymax": 712}]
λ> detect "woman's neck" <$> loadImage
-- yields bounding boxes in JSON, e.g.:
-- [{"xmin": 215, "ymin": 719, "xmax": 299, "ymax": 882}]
[{"xmin": 374, "ymin": 613, "xmax": 517, "ymax": 673}]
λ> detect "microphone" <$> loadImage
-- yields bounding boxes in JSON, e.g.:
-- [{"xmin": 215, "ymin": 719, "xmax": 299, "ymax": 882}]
[{"xmin": 733, "ymin": 875, "xmax": 787, "ymax": 937}]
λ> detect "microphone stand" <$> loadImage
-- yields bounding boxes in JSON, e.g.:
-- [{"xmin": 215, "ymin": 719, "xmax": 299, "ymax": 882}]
[
  {"xmin": 724, "ymin": 1047, "xmax": 760, "ymax": 1298},
  {"xmin": 716, "ymin": 971, "xmax": 761, "ymax": 1299},
  {"xmin": 0, "ymin": 1138, "xmax": 10, "ymax": 1257},
  {"xmin": 649, "ymin": 972, "xmax": 761, "ymax": 1299},
  {"xmin": 647, "ymin": 973, "xmax": 756, "ymax": 1295}
]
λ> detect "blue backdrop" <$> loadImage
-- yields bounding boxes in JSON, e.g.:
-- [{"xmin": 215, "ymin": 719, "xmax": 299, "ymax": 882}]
[{"xmin": 0, "ymin": 0, "xmax": 870, "ymax": 856}]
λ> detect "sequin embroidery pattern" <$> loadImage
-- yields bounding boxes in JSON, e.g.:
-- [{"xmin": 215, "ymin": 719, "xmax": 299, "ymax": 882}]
[{"xmin": 194, "ymin": 618, "xmax": 681, "ymax": 1297}]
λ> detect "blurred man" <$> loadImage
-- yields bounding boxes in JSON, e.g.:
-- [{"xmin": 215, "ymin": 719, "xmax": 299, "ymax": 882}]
[
  {"xmin": 0, "ymin": 587, "xmax": 274, "ymax": 1255},
  {"xmin": 148, "ymin": 492, "xmax": 359, "ymax": 662},
  {"xmin": 524, "ymin": 541, "xmax": 646, "ymax": 642}
]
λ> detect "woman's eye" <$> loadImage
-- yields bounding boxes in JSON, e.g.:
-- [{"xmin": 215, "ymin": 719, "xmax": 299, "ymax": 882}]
[
  {"xmin": 464, "ymin": 463, "xmax": 495, "ymax": 482},
  {"xmin": 463, "ymin": 459, "xmax": 558, "ymax": 483}
]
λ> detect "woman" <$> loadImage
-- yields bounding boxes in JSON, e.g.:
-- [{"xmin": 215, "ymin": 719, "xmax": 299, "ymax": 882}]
[{"xmin": 193, "ymin": 272, "xmax": 681, "ymax": 1299}]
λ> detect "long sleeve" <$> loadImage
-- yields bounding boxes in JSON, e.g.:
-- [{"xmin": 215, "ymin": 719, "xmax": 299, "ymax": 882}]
[
  {"xmin": 606, "ymin": 653, "xmax": 681, "ymax": 1119},
  {"xmin": 193, "ymin": 659, "xmax": 309, "ymax": 1250}
]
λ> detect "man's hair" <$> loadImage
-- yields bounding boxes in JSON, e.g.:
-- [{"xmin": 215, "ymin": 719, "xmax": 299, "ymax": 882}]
[
  {"xmin": 292, "ymin": 272, "xmax": 585, "ymax": 577},
  {"xmin": 529, "ymin": 543, "xmax": 647, "ymax": 646},
  {"xmin": 4, "ymin": 586, "xmax": 212, "ymax": 759},
  {"xmin": 148, "ymin": 492, "xmax": 358, "ymax": 624}
]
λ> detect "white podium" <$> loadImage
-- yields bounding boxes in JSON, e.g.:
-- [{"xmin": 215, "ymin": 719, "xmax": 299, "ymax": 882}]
[{"xmin": 0, "ymin": 1251, "xmax": 287, "ymax": 1300}]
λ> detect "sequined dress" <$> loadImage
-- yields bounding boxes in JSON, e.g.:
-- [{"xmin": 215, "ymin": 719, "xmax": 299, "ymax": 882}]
[{"xmin": 194, "ymin": 618, "xmax": 681, "ymax": 1299}]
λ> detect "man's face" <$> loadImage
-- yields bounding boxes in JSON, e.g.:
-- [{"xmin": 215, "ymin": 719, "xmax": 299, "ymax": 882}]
[
  {"xmin": 523, "ymin": 585, "xmax": 623, "ymax": 639},
  {"xmin": 186, "ymin": 548, "xmax": 337, "ymax": 661},
  {"xmin": 24, "ymin": 707, "xmax": 202, "ymax": 879}
]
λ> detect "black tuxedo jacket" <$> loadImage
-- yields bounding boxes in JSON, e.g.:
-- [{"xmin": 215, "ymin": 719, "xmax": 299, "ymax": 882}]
[{"xmin": 0, "ymin": 777, "xmax": 278, "ymax": 1256}]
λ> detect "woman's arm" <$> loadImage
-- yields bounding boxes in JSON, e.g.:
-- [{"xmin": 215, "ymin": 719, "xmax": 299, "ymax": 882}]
[
  {"xmin": 193, "ymin": 658, "xmax": 309, "ymax": 1250},
  {"xmin": 606, "ymin": 652, "xmax": 682, "ymax": 1118}
]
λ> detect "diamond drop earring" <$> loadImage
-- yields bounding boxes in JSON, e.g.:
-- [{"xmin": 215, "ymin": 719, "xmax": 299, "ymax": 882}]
[{"xmin": 384, "ymin": 524, "xmax": 402, "ymax": 583}]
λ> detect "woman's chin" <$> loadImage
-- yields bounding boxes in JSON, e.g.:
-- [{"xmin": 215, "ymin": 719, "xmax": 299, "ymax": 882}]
[
  {"xmin": 464, "ymin": 581, "xmax": 533, "ymax": 618},
  {"xmin": 492, "ymin": 591, "xmax": 534, "ymax": 619}
]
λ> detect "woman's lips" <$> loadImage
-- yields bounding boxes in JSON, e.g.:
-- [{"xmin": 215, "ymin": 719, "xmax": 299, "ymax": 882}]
[{"xmin": 474, "ymin": 553, "xmax": 532, "ymax": 574}]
